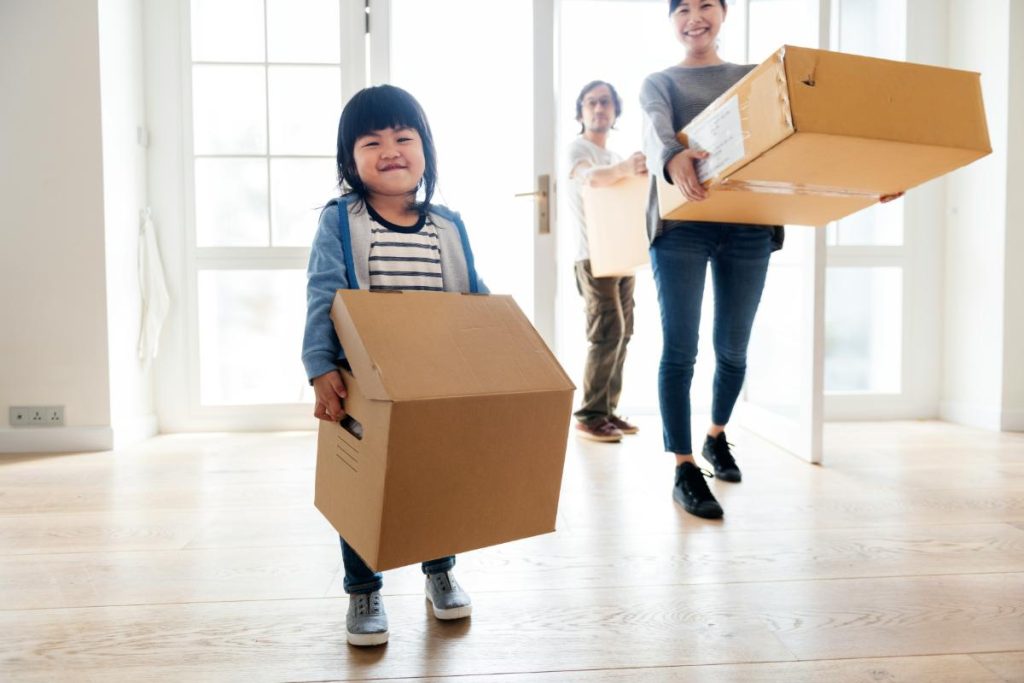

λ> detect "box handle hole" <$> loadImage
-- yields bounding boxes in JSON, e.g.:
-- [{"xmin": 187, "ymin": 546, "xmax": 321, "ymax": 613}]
[{"xmin": 340, "ymin": 414, "xmax": 364, "ymax": 440}]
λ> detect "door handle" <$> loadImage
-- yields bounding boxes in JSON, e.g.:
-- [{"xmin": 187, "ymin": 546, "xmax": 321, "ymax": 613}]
[{"xmin": 515, "ymin": 174, "xmax": 550, "ymax": 235}]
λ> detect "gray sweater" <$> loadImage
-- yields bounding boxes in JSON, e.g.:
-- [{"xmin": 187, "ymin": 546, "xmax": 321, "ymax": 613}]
[{"xmin": 640, "ymin": 62, "xmax": 783, "ymax": 249}]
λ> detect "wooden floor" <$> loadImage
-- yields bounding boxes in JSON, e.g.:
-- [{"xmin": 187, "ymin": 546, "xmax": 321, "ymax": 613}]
[{"xmin": 1, "ymin": 420, "xmax": 1023, "ymax": 682}]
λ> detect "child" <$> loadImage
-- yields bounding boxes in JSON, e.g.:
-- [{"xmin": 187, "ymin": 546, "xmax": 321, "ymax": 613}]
[{"xmin": 302, "ymin": 85, "xmax": 484, "ymax": 647}]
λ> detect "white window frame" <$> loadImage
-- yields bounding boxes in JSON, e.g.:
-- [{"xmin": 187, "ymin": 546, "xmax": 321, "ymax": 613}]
[
  {"xmin": 149, "ymin": 0, "xmax": 368, "ymax": 431},
  {"xmin": 822, "ymin": 0, "xmax": 942, "ymax": 420}
]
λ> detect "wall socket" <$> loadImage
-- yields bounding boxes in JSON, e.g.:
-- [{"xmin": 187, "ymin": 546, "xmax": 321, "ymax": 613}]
[{"xmin": 9, "ymin": 406, "xmax": 64, "ymax": 427}]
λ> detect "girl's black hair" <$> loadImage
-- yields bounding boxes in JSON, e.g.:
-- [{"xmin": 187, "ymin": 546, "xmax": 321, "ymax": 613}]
[
  {"xmin": 335, "ymin": 84, "xmax": 438, "ymax": 213},
  {"xmin": 669, "ymin": 0, "xmax": 726, "ymax": 14},
  {"xmin": 574, "ymin": 80, "xmax": 623, "ymax": 135}
]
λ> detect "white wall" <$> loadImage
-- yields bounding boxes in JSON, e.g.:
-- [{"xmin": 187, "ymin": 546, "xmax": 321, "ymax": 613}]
[
  {"xmin": 0, "ymin": 1, "xmax": 113, "ymax": 451},
  {"xmin": 941, "ymin": 0, "xmax": 1010, "ymax": 430},
  {"xmin": 98, "ymin": 0, "xmax": 158, "ymax": 447},
  {"xmin": 1002, "ymin": 1, "xmax": 1024, "ymax": 431}
]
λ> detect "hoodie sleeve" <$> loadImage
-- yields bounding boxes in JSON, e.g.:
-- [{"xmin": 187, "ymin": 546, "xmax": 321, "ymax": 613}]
[{"xmin": 302, "ymin": 204, "xmax": 349, "ymax": 381}]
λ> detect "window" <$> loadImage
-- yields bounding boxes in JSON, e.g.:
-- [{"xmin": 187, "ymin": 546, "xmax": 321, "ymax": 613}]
[
  {"xmin": 187, "ymin": 0, "xmax": 350, "ymax": 409},
  {"xmin": 823, "ymin": 0, "xmax": 908, "ymax": 399}
]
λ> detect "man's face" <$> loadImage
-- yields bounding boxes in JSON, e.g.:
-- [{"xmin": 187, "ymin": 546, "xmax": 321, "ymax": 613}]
[{"xmin": 578, "ymin": 85, "xmax": 616, "ymax": 134}]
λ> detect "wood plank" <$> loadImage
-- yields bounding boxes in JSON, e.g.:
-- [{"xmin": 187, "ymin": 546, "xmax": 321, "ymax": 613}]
[
  {"xmin": 365, "ymin": 654, "xmax": 1008, "ymax": 682},
  {"xmin": 973, "ymin": 652, "xmax": 1024, "ymax": 683},
  {"xmin": 0, "ymin": 589, "xmax": 795, "ymax": 682},
  {"xmin": 2, "ymin": 573, "xmax": 1021, "ymax": 681}
]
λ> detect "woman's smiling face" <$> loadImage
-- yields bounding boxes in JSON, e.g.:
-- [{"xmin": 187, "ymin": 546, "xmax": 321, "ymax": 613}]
[{"xmin": 672, "ymin": 0, "xmax": 726, "ymax": 53}]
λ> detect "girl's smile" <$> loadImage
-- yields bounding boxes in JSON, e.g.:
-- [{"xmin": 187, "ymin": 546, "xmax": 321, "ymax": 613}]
[{"xmin": 353, "ymin": 126, "xmax": 426, "ymax": 199}]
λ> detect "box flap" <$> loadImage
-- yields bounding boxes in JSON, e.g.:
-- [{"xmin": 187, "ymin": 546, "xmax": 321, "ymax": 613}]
[
  {"xmin": 330, "ymin": 290, "xmax": 575, "ymax": 401},
  {"xmin": 782, "ymin": 45, "xmax": 991, "ymax": 153}
]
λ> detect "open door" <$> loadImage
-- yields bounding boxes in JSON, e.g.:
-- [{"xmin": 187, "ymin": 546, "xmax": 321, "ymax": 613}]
[
  {"xmin": 736, "ymin": 228, "xmax": 825, "ymax": 463},
  {"xmin": 733, "ymin": 0, "xmax": 830, "ymax": 464}
]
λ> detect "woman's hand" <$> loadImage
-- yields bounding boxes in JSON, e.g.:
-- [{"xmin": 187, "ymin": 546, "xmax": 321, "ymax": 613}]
[
  {"xmin": 312, "ymin": 370, "xmax": 348, "ymax": 422},
  {"xmin": 666, "ymin": 149, "xmax": 710, "ymax": 202}
]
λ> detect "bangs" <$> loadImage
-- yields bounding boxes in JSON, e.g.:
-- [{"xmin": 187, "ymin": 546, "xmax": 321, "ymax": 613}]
[{"xmin": 341, "ymin": 86, "xmax": 426, "ymax": 142}]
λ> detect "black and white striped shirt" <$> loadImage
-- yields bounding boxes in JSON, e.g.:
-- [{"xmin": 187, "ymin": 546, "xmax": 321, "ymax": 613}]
[{"xmin": 366, "ymin": 203, "xmax": 444, "ymax": 291}]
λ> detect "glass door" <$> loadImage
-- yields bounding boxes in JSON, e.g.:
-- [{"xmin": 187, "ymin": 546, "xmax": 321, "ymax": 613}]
[
  {"xmin": 382, "ymin": 0, "xmax": 555, "ymax": 342},
  {"xmin": 554, "ymin": 0, "xmax": 747, "ymax": 417},
  {"xmin": 734, "ymin": 0, "xmax": 827, "ymax": 463}
]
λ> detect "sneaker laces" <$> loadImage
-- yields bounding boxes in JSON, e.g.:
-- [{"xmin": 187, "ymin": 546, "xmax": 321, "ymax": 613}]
[
  {"xmin": 354, "ymin": 592, "xmax": 383, "ymax": 616},
  {"xmin": 429, "ymin": 571, "xmax": 455, "ymax": 593},
  {"xmin": 708, "ymin": 436, "xmax": 737, "ymax": 470},
  {"xmin": 677, "ymin": 464, "xmax": 716, "ymax": 498}
]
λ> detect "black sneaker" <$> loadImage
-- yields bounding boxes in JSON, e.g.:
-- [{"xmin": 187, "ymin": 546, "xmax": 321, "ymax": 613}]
[
  {"xmin": 702, "ymin": 432, "xmax": 742, "ymax": 483},
  {"xmin": 673, "ymin": 462, "xmax": 723, "ymax": 519}
]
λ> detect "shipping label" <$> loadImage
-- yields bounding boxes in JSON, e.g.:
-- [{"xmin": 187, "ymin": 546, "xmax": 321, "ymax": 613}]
[{"xmin": 687, "ymin": 95, "xmax": 745, "ymax": 184}]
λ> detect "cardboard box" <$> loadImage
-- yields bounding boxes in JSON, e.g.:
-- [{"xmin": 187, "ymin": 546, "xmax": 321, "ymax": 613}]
[
  {"xmin": 315, "ymin": 290, "xmax": 575, "ymax": 572},
  {"xmin": 657, "ymin": 45, "xmax": 991, "ymax": 226},
  {"xmin": 582, "ymin": 174, "xmax": 651, "ymax": 277}
]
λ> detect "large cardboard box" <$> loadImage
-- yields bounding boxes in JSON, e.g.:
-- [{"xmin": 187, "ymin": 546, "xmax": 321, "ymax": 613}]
[
  {"xmin": 657, "ymin": 45, "xmax": 991, "ymax": 226},
  {"xmin": 582, "ymin": 174, "xmax": 650, "ymax": 277},
  {"xmin": 315, "ymin": 290, "xmax": 575, "ymax": 572}
]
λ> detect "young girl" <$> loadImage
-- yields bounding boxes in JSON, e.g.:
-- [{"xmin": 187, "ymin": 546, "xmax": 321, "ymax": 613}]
[
  {"xmin": 640, "ymin": 0, "xmax": 784, "ymax": 520},
  {"xmin": 302, "ymin": 85, "xmax": 484, "ymax": 647}
]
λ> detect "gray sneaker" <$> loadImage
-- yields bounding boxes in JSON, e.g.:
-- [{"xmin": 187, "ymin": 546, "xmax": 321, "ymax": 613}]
[
  {"xmin": 425, "ymin": 571, "xmax": 472, "ymax": 620},
  {"xmin": 346, "ymin": 591, "xmax": 389, "ymax": 646}
]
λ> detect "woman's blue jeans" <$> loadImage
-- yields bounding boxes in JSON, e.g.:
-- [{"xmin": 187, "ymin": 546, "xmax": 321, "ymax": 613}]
[
  {"xmin": 340, "ymin": 536, "xmax": 455, "ymax": 594},
  {"xmin": 650, "ymin": 222, "xmax": 774, "ymax": 455}
]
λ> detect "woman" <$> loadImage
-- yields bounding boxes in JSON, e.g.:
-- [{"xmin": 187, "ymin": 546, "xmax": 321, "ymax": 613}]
[{"xmin": 640, "ymin": 0, "xmax": 783, "ymax": 520}]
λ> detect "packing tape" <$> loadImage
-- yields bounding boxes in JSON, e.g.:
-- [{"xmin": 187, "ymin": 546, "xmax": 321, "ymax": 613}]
[{"xmin": 717, "ymin": 178, "xmax": 881, "ymax": 199}]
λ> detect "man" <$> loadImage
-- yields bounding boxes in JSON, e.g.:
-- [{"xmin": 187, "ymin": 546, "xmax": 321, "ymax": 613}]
[{"xmin": 567, "ymin": 80, "xmax": 647, "ymax": 443}]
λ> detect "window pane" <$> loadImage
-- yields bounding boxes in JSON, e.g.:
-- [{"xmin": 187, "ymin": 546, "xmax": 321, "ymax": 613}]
[
  {"xmin": 836, "ymin": 196, "xmax": 904, "ymax": 246},
  {"xmin": 190, "ymin": 0, "xmax": 265, "ymax": 63},
  {"xmin": 748, "ymin": 0, "xmax": 818, "ymax": 62},
  {"xmin": 266, "ymin": 0, "xmax": 341, "ymax": 63},
  {"xmin": 825, "ymin": 267, "xmax": 902, "ymax": 393},
  {"xmin": 271, "ymin": 158, "xmax": 337, "ymax": 246},
  {"xmin": 195, "ymin": 158, "xmax": 269, "ymax": 246},
  {"xmin": 192, "ymin": 65, "xmax": 267, "ymax": 154},
  {"xmin": 198, "ymin": 270, "xmax": 313, "ymax": 405},
  {"xmin": 268, "ymin": 66, "xmax": 342, "ymax": 155},
  {"xmin": 839, "ymin": 0, "xmax": 905, "ymax": 60}
]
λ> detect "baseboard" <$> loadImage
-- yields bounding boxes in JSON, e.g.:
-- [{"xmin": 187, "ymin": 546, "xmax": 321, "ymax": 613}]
[
  {"xmin": 0, "ymin": 426, "xmax": 114, "ymax": 454},
  {"xmin": 939, "ymin": 401, "xmax": 1003, "ymax": 431},
  {"xmin": 112, "ymin": 414, "xmax": 159, "ymax": 449},
  {"xmin": 1002, "ymin": 408, "xmax": 1024, "ymax": 432}
]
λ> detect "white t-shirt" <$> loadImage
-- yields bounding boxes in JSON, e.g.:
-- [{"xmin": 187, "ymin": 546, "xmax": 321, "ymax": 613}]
[{"xmin": 567, "ymin": 136, "xmax": 622, "ymax": 262}]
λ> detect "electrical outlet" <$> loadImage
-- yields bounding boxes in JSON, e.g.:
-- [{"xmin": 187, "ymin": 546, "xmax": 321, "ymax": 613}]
[{"xmin": 9, "ymin": 406, "xmax": 64, "ymax": 427}]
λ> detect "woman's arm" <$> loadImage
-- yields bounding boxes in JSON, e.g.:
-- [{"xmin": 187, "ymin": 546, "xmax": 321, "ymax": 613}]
[{"xmin": 640, "ymin": 75, "xmax": 709, "ymax": 202}]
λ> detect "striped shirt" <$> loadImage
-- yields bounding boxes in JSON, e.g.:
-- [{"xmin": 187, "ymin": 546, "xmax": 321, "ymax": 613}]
[{"xmin": 366, "ymin": 203, "xmax": 444, "ymax": 291}]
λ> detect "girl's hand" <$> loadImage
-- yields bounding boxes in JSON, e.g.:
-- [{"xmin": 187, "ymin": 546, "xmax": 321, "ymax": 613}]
[
  {"xmin": 312, "ymin": 370, "xmax": 348, "ymax": 422},
  {"xmin": 666, "ymin": 149, "xmax": 710, "ymax": 202},
  {"xmin": 880, "ymin": 191, "xmax": 905, "ymax": 204}
]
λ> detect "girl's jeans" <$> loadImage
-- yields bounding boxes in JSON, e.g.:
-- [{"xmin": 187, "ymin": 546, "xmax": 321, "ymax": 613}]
[
  {"xmin": 650, "ymin": 221, "xmax": 774, "ymax": 455},
  {"xmin": 340, "ymin": 536, "xmax": 455, "ymax": 594}
]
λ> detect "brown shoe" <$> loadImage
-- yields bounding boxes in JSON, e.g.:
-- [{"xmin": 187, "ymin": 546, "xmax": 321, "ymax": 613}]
[
  {"xmin": 608, "ymin": 415, "xmax": 639, "ymax": 435},
  {"xmin": 575, "ymin": 417, "xmax": 623, "ymax": 443}
]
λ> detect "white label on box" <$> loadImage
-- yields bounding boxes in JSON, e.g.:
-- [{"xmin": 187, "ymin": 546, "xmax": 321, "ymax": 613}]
[{"xmin": 687, "ymin": 95, "xmax": 745, "ymax": 184}]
